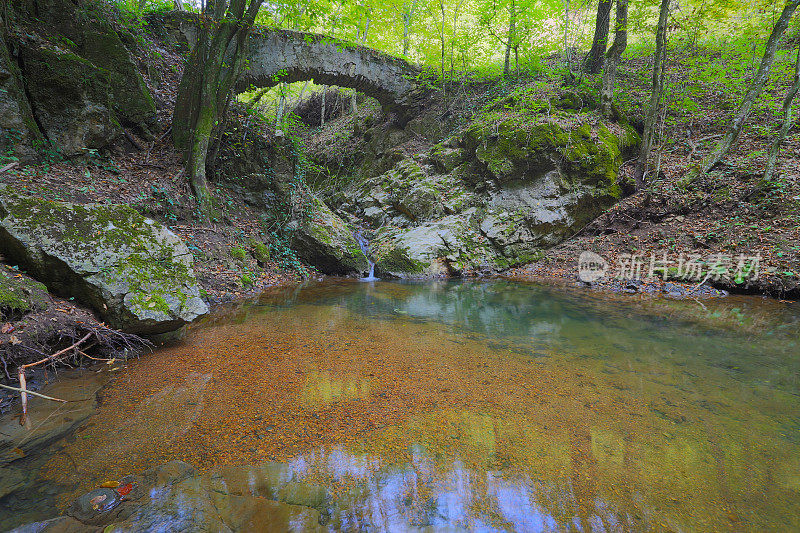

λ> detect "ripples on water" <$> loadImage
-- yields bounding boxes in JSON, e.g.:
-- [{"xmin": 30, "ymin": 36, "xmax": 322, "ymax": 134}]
[{"xmin": 5, "ymin": 280, "xmax": 800, "ymax": 531}]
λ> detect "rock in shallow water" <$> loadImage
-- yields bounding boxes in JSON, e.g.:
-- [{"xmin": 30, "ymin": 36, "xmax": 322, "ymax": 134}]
[
  {"xmin": 0, "ymin": 187, "xmax": 208, "ymax": 334},
  {"xmin": 10, "ymin": 461, "xmax": 325, "ymax": 532}
]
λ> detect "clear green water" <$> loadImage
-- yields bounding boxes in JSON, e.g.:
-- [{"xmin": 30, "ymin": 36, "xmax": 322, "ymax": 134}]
[{"xmin": 3, "ymin": 279, "xmax": 800, "ymax": 531}]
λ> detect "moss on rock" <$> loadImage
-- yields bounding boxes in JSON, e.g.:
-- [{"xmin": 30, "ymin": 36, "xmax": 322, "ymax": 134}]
[
  {"xmin": 19, "ymin": 44, "xmax": 121, "ymax": 155},
  {"xmin": 78, "ymin": 21, "xmax": 157, "ymax": 131},
  {"xmin": 0, "ymin": 270, "xmax": 48, "ymax": 318},
  {"xmin": 0, "ymin": 187, "xmax": 207, "ymax": 334}
]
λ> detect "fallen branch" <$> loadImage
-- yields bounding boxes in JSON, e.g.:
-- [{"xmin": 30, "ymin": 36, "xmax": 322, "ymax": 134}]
[
  {"xmin": 21, "ymin": 333, "xmax": 93, "ymax": 371},
  {"xmin": 78, "ymin": 350, "xmax": 114, "ymax": 363},
  {"xmin": 0, "ymin": 162, "xmax": 19, "ymax": 174},
  {"xmin": 0, "ymin": 383, "xmax": 67, "ymax": 403},
  {"xmin": 124, "ymin": 129, "xmax": 145, "ymax": 151},
  {"xmin": 134, "ymin": 162, "xmax": 167, "ymax": 170}
]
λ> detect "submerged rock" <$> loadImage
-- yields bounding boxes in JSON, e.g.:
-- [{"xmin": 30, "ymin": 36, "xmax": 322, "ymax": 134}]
[
  {"xmin": 0, "ymin": 188, "xmax": 207, "ymax": 334},
  {"xmin": 10, "ymin": 461, "xmax": 325, "ymax": 532}
]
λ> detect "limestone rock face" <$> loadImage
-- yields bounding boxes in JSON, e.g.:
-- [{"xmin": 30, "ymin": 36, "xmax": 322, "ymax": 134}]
[
  {"xmin": 0, "ymin": 188, "xmax": 208, "ymax": 334},
  {"xmin": 0, "ymin": 29, "xmax": 43, "ymax": 162},
  {"xmin": 1, "ymin": 0, "xmax": 158, "ymax": 161},
  {"xmin": 346, "ymin": 112, "xmax": 639, "ymax": 278},
  {"xmin": 286, "ymin": 198, "xmax": 370, "ymax": 276},
  {"xmin": 75, "ymin": 21, "xmax": 158, "ymax": 134},
  {"xmin": 18, "ymin": 44, "xmax": 121, "ymax": 156}
]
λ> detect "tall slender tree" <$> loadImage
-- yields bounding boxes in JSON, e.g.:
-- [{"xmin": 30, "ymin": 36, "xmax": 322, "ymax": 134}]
[
  {"xmin": 599, "ymin": 0, "xmax": 627, "ymax": 118},
  {"xmin": 401, "ymin": 0, "xmax": 419, "ymax": 56},
  {"xmin": 503, "ymin": 0, "xmax": 517, "ymax": 77},
  {"xmin": 763, "ymin": 43, "xmax": 800, "ymax": 183},
  {"xmin": 701, "ymin": 0, "xmax": 800, "ymax": 173},
  {"xmin": 584, "ymin": 0, "xmax": 612, "ymax": 74},
  {"xmin": 634, "ymin": 0, "xmax": 670, "ymax": 189},
  {"xmin": 173, "ymin": 0, "xmax": 264, "ymax": 214}
]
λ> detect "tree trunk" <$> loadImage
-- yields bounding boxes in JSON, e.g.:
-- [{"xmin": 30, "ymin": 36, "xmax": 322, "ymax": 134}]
[
  {"xmin": 701, "ymin": 0, "xmax": 800, "ymax": 173},
  {"xmin": 172, "ymin": 0, "xmax": 263, "ymax": 215},
  {"xmin": 584, "ymin": 0, "xmax": 613, "ymax": 74},
  {"xmin": 295, "ymin": 80, "xmax": 309, "ymax": 110},
  {"xmin": 275, "ymin": 83, "xmax": 286, "ymax": 129},
  {"xmin": 764, "ymin": 43, "xmax": 800, "ymax": 183},
  {"xmin": 563, "ymin": 0, "xmax": 570, "ymax": 71},
  {"xmin": 600, "ymin": 0, "xmax": 628, "ymax": 118},
  {"xmin": 402, "ymin": 0, "xmax": 418, "ymax": 57},
  {"xmin": 504, "ymin": 0, "xmax": 516, "ymax": 78},
  {"xmin": 439, "ymin": 0, "xmax": 446, "ymax": 85},
  {"xmin": 634, "ymin": 0, "xmax": 670, "ymax": 189}
]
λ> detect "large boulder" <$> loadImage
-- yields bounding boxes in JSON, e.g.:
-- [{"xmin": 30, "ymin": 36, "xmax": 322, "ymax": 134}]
[
  {"xmin": 286, "ymin": 195, "xmax": 369, "ymax": 276},
  {"xmin": 345, "ymin": 107, "xmax": 639, "ymax": 277},
  {"xmin": 76, "ymin": 21, "xmax": 157, "ymax": 133},
  {"xmin": 0, "ymin": 27, "xmax": 44, "ymax": 162},
  {"xmin": 258, "ymin": 175, "xmax": 369, "ymax": 276},
  {"xmin": 0, "ymin": 188, "xmax": 208, "ymax": 334},
  {"xmin": 18, "ymin": 44, "xmax": 121, "ymax": 156}
]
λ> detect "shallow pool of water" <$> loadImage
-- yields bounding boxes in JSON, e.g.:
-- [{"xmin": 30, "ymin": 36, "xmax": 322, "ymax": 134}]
[{"xmin": 3, "ymin": 280, "xmax": 800, "ymax": 531}]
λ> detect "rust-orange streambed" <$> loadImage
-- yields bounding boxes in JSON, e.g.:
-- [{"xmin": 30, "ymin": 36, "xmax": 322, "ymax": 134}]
[{"xmin": 4, "ymin": 279, "xmax": 800, "ymax": 531}]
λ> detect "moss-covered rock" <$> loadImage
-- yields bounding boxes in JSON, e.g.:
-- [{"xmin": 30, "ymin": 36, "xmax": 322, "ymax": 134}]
[
  {"xmin": 343, "ymin": 99, "xmax": 639, "ymax": 277},
  {"xmin": 78, "ymin": 21, "xmax": 157, "ymax": 132},
  {"xmin": 0, "ymin": 29, "xmax": 44, "ymax": 162},
  {"xmin": 0, "ymin": 187, "xmax": 207, "ymax": 334},
  {"xmin": 0, "ymin": 269, "xmax": 48, "ymax": 319},
  {"xmin": 371, "ymin": 211, "xmax": 506, "ymax": 278},
  {"xmin": 281, "ymin": 189, "xmax": 369, "ymax": 275},
  {"xmin": 19, "ymin": 44, "xmax": 121, "ymax": 156}
]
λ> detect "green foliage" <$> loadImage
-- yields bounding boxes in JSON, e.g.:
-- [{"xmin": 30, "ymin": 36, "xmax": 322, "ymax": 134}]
[
  {"xmin": 0, "ymin": 129, "xmax": 23, "ymax": 165},
  {"xmin": 268, "ymin": 231, "xmax": 309, "ymax": 277},
  {"xmin": 229, "ymin": 245, "xmax": 247, "ymax": 262},
  {"xmin": 250, "ymin": 240, "xmax": 271, "ymax": 263}
]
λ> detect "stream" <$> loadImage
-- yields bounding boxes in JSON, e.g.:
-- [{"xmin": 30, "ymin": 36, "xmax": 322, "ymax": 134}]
[{"xmin": 2, "ymin": 279, "xmax": 800, "ymax": 531}]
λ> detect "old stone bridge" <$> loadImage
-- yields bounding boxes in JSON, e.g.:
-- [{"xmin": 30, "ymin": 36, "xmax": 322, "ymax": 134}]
[{"xmin": 168, "ymin": 14, "xmax": 426, "ymax": 118}]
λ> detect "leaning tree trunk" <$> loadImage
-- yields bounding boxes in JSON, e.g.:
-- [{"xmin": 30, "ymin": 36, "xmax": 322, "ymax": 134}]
[
  {"xmin": 600, "ymin": 0, "xmax": 628, "ymax": 118},
  {"xmin": 172, "ymin": 0, "xmax": 263, "ymax": 215},
  {"xmin": 764, "ymin": 43, "xmax": 800, "ymax": 183},
  {"xmin": 701, "ymin": 0, "xmax": 800, "ymax": 173},
  {"xmin": 584, "ymin": 0, "xmax": 613, "ymax": 74},
  {"xmin": 634, "ymin": 0, "xmax": 670, "ymax": 189}
]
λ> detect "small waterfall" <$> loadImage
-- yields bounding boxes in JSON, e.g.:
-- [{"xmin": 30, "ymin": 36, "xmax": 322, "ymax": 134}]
[{"xmin": 354, "ymin": 231, "xmax": 378, "ymax": 281}]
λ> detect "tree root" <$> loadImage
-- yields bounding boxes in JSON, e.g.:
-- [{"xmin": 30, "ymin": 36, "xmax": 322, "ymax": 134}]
[{"xmin": 18, "ymin": 332, "xmax": 93, "ymax": 424}]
